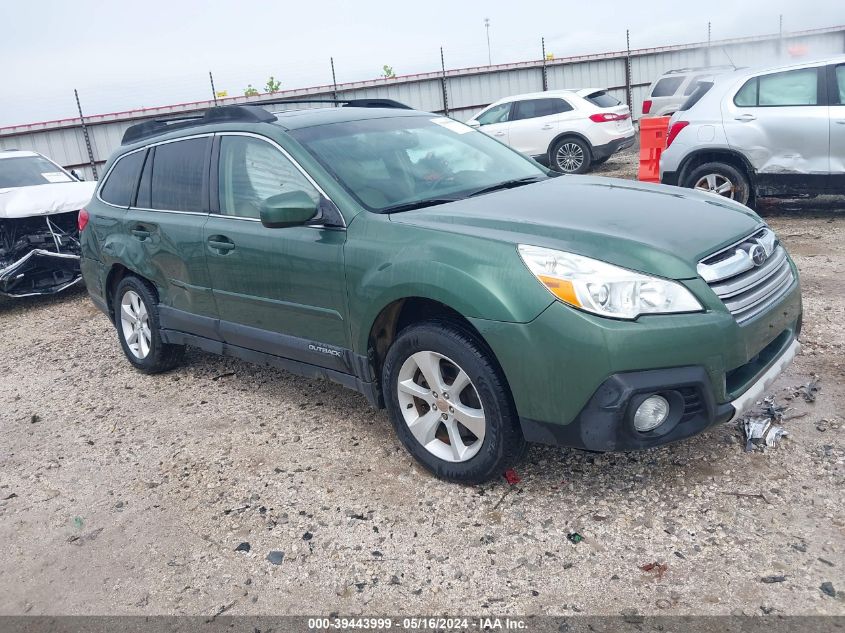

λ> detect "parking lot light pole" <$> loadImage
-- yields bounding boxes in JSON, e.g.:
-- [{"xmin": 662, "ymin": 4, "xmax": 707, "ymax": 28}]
[{"xmin": 484, "ymin": 18, "xmax": 491, "ymax": 65}]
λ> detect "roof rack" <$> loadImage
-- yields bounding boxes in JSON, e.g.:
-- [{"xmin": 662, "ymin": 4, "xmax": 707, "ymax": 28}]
[{"xmin": 121, "ymin": 98, "xmax": 412, "ymax": 145}]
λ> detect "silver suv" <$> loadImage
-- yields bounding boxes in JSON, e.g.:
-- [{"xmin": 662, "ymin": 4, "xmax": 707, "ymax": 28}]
[
  {"xmin": 660, "ymin": 56, "xmax": 845, "ymax": 207},
  {"xmin": 641, "ymin": 66, "xmax": 735, "ymax": 118}
]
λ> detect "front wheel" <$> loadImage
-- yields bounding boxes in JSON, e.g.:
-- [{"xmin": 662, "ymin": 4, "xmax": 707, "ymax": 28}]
[
  {"xmin": 382, "ymin": 320, "xmax": 525, "ymax": 484},
  {"xmin": 684, "ymin": 161, "xmax": 752, "ymax": 206},
  {"xmin": 550, "ymin": 137, "xmax": 592, "ymax": 174}
]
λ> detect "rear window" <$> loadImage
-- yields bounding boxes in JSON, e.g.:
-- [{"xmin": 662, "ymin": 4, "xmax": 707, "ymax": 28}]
[
  {"xmin": 512, "ymin": 98, "xmax": 573, "ymax": 120},
  {"xmin": 0, "ymin": 155, "xmax": 73, "ymax": 188},
  {"xmin": 683, "ymin": 75, "xmax": 707, "ymax": 96},
  {"xmin": 651, "ymin": 77, "xmax": 685, "ymax": 97},
  {"xmin": 150, "ymin": 138, "xmax": 208, "ymax": 212},
  {"xmin": 584, "ymin": 91, "xmax": 621, "ymax": 107},
  {"xmin": 679, "ymin": 82, "xmax": 714, "ymax": 111},
  {"xmin": 100, "ymin": 151, "xmax": 144, "ymax": 207}
]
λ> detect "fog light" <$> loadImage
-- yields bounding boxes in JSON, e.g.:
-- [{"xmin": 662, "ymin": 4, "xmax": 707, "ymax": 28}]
[{"xmin": 634, "ymin": 395, "xmax": 670, "ymax": 432}]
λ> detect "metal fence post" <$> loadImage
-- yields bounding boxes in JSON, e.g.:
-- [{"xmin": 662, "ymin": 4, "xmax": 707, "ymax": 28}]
[
  {"xmin": 74, "ymin": 89, "xmax": 98, "ymax": 180},
  {"xmin": 541, "ymin": 37, "xmax": 548, "ymax": 91},
  {"xmin": 440, "ymin": 47, "xmax": 449, "ymax": 116},
  {"xmin": 209, "ymin": 71, "xmax": 218, "ymax": 105},
  {"xmin": 706, "ymin": 22, "xmax": 712, "ymax": 65},
  {"xmin": 625, "ymin": 30, "xmax": 633, "ymax": 115},
  {"xmin": 330, "ymin": 57, "xmax": 339, "ymax": 105}
]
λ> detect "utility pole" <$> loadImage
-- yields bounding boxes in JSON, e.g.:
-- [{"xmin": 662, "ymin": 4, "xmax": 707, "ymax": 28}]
[
  {"xmin": 541, "ymin": 37, "xmax": 548, "ymax": 91},
  {"xmin": 440, "ymin": 47, "xmax": 449, "ymax": 116},
  {"xmin": 330, "ymin": 57, "xmax": 339, "ymax": 105},
  {"xmin": 209, "ymin": 71, "xmax": 218, "ymax": 105},
  {"xmin": 74, "ymin": 89, "xmax": 98, "ymax": 181},
  {"xmin": 484, "ymin": 18, "xmax": 492, "ymax": 65}
]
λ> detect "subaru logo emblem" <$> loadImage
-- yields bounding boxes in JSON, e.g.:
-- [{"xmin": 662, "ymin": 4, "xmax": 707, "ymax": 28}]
[{"xmin": 749, "ymin": 244, "xmax": 767, "ymax": 267}]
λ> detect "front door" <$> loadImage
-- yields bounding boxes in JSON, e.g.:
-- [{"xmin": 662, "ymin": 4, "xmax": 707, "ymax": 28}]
[
  {"xmin": 203, "ymin": 133, "xmax": 350, "ymax": 370},
  {"xmin": 474, "ymin": 102, "xmax": 512, "ymax": 146}
]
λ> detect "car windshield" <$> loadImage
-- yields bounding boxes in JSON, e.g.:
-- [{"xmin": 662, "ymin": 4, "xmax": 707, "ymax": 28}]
[
  {"xmin": 290, "ymin": 115, "xmax": 549, "ymax": 213},
  {"xmin": 0, "ymin": 155, "xmax": 73, "ymax": 188}
]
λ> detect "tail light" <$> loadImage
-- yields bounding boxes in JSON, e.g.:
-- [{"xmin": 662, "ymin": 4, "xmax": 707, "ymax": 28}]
[
  {"xmin": 642, "ymin": 99, "xmax": 652, "ymax": 114},
  {"xmin": 78, "ymin": 208, "xmax": 90, "ymax": 232},
  {"xmin": 589, "ymin": 112, "xmax": 630, "ymax": 123},
  {"xmin": 666, "ymin": 121, "xmax": 689, "ymax": 148}
]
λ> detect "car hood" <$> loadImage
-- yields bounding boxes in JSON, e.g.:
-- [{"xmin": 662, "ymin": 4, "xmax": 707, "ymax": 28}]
[
  {"xmin": 0, "ymin": 181, "xmax": 96, "ymax": 219},
  {"xmin": 389, "ymin": 175, "xmax": 763, "ymax": 279}
]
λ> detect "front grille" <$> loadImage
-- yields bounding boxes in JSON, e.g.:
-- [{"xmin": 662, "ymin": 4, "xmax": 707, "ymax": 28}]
[{"xmin": 698, "ymin": 228, "xmax": 795, "ymax": 325}]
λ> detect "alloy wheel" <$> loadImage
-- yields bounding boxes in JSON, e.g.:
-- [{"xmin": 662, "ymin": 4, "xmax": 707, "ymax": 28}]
[
  {"xmin": 120, "ymin": 290, "xmax": 152, "ymax": 359},
  {"xmin": 396, "ymin": 350, "xmax": 486, "ymax": 463},
  {"xmin": 694, "ymin": 173, "xmax": 736, "ymax": 198},
  {"xmin": 556, "ymin": 142, "xmax": 584, "ymax": 173}
]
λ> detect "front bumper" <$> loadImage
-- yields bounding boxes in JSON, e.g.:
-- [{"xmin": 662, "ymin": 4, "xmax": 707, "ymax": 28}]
[
  {"xmin": 470, "ymin": 273, "xmax": 802, "ymax": 452},
  {"xmin": 0, "ymin": 249, "xmax": 81, "ymax": 297},
  {"xmin": 592, "ymin": 133, "xmax": 636, "ymax": 161}
]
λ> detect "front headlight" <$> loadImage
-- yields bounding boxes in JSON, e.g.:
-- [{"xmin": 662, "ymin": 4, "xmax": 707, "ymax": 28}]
[{"xmin": 518, "ymin": 245, "xmax": 703, "ymax": 320}]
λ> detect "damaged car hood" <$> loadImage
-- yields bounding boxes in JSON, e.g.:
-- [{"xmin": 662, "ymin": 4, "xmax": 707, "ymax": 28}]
[{"xmin": 0, "ymin": 181, "xmax": 96, "ymax": 219}]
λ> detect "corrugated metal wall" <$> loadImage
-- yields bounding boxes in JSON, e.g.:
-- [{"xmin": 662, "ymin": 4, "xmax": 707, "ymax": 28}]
[{"xmin": 2, "ymin": 26, "xmax": 843, "ymax": 181}]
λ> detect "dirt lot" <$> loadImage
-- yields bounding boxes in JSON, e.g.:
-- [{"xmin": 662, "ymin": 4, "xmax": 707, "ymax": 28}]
[{"xmin": 0, "ymin": 148, "xmax": 843, "ymax": 617}]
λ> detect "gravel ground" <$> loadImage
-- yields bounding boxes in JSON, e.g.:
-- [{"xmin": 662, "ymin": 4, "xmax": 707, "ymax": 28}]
[{"xmin": 0, "ymin": 143, "xmax": 843, "ymax": 617}]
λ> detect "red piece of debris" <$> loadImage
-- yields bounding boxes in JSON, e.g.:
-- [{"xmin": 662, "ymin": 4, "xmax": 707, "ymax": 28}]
[{"xmin": 503, "ymin": 469, "xmax": 521, "ymax": 485}]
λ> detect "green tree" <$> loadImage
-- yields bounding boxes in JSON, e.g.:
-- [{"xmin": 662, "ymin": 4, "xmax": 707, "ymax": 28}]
[
  {"xmin": 381, "ymin": 65, "xmax": 396, "ymax": 79},
  {"xmin": 244, "ymin": 84, "xmax": 260, "ymax": 97},
  {"xmin": 265, "ymin": 76, "xmax": 281, "ymax": 93}
]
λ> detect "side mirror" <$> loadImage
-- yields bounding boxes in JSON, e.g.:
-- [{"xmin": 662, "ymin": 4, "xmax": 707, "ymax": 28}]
[
  {"xmin": 259, "ymin": 190, "xmax": 319, "ymax": 228},
  {"xmin": 70, "ymin": 169, "xmax": 84, "ymax": 181},
  {"xmin": 467, "ymin": 119, "xmax": 481, "ymax": 128}
]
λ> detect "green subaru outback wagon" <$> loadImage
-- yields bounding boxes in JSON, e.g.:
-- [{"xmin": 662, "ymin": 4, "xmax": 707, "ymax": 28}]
[{"xmin": 80, "ymin": 100, "xmax": 802, "ymax": 483}]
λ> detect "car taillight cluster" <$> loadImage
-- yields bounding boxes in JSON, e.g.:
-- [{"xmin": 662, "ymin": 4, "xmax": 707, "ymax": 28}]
[
  {"xmin": 589, "ymin": 112, "xmax": 630, "ymax": 123},
  {"xmin": 642, "ymin": 99, "xmax": 652, "ymax": 114},
  {"xmin": 78, "ymin": 208, "xmax": 90, "ymax": 232},
  {"xmin": 666, "ymin": 121, "xmax": 689, "ymax": 148}
]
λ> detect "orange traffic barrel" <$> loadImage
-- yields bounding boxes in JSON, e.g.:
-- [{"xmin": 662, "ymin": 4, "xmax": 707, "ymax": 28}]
[{"xmin": 637, "ymin": 116, "xmax": 671, "ymax": 183}]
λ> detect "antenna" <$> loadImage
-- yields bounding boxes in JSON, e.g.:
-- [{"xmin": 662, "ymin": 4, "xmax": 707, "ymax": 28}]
[{"xmin": 721, "ymin": 47, "xmax": 738, "ymax": 70}]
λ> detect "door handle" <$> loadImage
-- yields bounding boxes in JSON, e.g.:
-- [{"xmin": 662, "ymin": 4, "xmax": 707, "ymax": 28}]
[
  {"xmin": 734, "ymin": 114, "xmax": 756, "ymax": 121},
  {"xmin": 835, "ymin": 119, "xmax": 845, "ymax": 125},
  {"xmin": 130, "ymin": 227, "xmax": 151, "ymax": 240},
  {"xmin": 541, "ymin": 124, "xmax": 554, "ymax": 130},
  {"xmin": 493, "ymin": 131, "xmax": 506, "ymax": 137},
  {"xmin": 207, "ymin": 236, "xmax": 236, "ymax": 253}
]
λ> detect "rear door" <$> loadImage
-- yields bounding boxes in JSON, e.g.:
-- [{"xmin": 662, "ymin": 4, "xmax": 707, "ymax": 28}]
[
  {"xmin": 829, "ymin": 62, "xmax": 845, "ymax": 191},
  {"xmin": 203, "ymin": 132, "xmax": 351, "ymax": 366},
  {"xmin": 723, "ymin": 66, "xmax": 829, "ymax": 193},
  {"xmin": 508, "ymin": 98, "xmax": 573, "ymax": 157},
  {"xmin": 473, "ymin": 102, "xmax": 512, "ymax": 145},
  {"xmin": 125, "ymin": 136, "xmax": 216, "ymax": 320}
]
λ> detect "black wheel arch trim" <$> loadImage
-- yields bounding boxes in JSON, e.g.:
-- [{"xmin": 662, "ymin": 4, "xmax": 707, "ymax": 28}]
[{"xmin": 677, "ymin": 149, "xmax": 757, "ymax": 189}]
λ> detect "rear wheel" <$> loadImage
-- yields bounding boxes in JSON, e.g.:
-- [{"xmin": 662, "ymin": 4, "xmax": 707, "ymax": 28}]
[
  {"xmin": 382, "ymin": 320, "xmax": 525, "ymax": 484},
  {"xmin": 113, "ymin": 276, "xmax": 184, "ymax": 374},
  {"xmin": 550, "ymin": 137, "xmax": 592, "ymax": 174},
  {"xmin": 684, "ymin": 161, "xmax": 752, "ymax": 206}
]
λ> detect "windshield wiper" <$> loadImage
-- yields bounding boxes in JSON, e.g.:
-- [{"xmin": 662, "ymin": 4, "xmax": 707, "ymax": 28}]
[
  {"xmin": 381, "ymin": 198, "xmax": 461, "ymax": 214},
  {"xmin": 467, "ymin": 176, "xmax": 546, "ymax": 198}
]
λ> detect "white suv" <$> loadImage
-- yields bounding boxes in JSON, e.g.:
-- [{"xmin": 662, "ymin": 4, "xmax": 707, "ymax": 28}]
[
  {"xmin": 467, "ymin": 89, "xmax": 635, "ymax": 174},
  {"xmin": 641, "ymin": 66, "xmax": 736, "ymax": 118},
  {"xmin": 660, "ymin": 55, "xmax": 845, "ymax": 207}
]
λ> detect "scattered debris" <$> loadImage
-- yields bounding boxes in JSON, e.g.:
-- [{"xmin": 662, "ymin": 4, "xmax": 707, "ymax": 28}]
[
  {"xmin": 722, "ymin": 491, "xmax": 771, "ymax": 504},
  {"xmin": 209, "ymin": 600, "xmax": 236, "ymax": 622},
  {"xmin": 3, "ymin": 492, "xmax": 16, "ymax": 500},
  {"xmin": 820, "ymin": 582, "xmax": 836, "ymax": 598},
  {"xmin": 234, "ymin": 542, "xmax": 251, "ymax": 553},
  {"xmin": 302, "ymin": 531, "xmax": 313, "ymax": 541},
  {"xmin": 503, "ymin": 468, "xmax": 521, "ymax": 485},
  {"xmin": 266, "ymin": 551, "xmax": 284, "ymax": 565},
  {"xmin": 743, "ymin": 416, "xmax": 788, "ymax": 452},
  {"xmin": 797, "ymin": 378, "xmax": 820, "ymax": 403},
  {"xmin": 760, "ymin": 575, "xmax": 787, "ymax": 584},
  {"xmin": 30, "ymin": 414, "xmax": 40, "ymax": 424},
  {"xmin": 212, "ymin": 371, "xmax": 236, "ymax": 381},
  {"xmin": 818, "ymin": 558, "xmax": 834, "ymax": 567},
  {"xmin": 639, "ymin": 562, "xmax": 668, "ymax": 580},
  {"xmin": 72, "ymin": 516, "xmax": 84, "ymax": 530},
  {"xmin": 567, "ymin": 532, "xmax": 584, "ymax": 545}
]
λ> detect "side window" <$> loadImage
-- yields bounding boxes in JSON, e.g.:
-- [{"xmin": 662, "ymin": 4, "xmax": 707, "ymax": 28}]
[
  {"xmin": 512, "ymin": 98, "xmax": 572, "ymax": 121},
  {"xmin": 150, "ymin": 138, "xmax": 208, "ymax": 212},
  {"xmin": 651, "ymin": 77, "xmax": 685, "ymax": 97},
  {"xmin": 759, "ymin": 68, "xmax": 818, "ymax": 106},
  {"xmin": 734, "ymin": 79, "xmax": 758, "ymax": 106},
  {"xmin": 476, "ymin": 102, "xmax": 511, "ymax": 125},
  {"xmin": 100, "ymin": 151, "xmax": 144, "ymax": 207},
  {"xmin": 217, "ymin": 135, "xmax": 319, "ymax": 220},
  {"xmin": 835, "ymin": 64, "xmax": 845, "ymax": 105}
]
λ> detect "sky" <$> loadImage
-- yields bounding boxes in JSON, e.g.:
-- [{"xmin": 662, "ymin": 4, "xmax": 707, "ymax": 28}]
[{"xmin": 1, "ymin": 0, "xmax": 842, "ymax": 127}]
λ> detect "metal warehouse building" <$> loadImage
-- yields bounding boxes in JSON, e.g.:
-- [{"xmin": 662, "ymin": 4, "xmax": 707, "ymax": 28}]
[{"xmin": 2, "ymin": 25, "xmax": 843, "ymax": 181}]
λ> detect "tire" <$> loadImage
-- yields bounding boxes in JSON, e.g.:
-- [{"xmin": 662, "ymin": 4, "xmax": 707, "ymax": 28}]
[
  {"xmin": 113, "ymin": 276, "xmax": 185, "ymax": 374},
  {"xmin": 550, "ymin": 137, "xmax": 592, "ymax": 174},
  {"xmin": 684, "ymin": 161, "xmax": 752, "ymax": 206},
  {"xmin": 382, "ymin": 319, "xmax": 525, "ymax": 484}
]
